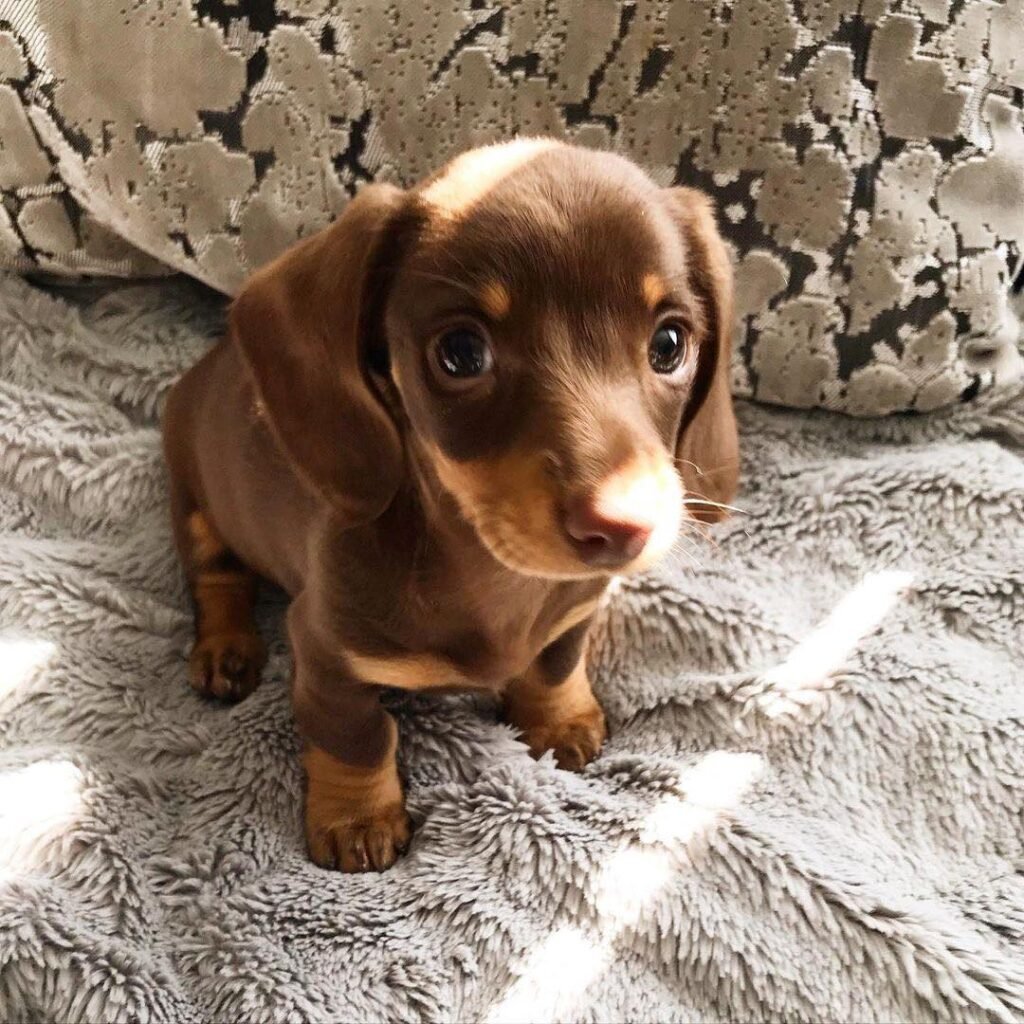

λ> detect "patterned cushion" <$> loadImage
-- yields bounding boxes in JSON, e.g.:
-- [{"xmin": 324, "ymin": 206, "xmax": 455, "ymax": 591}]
[{"xmin": 1, "ymin": 0, "xmax": 1022, "ymax": 415}]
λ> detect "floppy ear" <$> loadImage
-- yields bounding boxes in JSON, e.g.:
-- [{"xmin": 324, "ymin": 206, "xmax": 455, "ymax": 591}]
[
  {"xmin": 662, "ymin": 187, "xmax": 739, "ymax": 524},
  {"xmin": 230, "ymin": 184, "xmax": 409, "ymax": 525}
]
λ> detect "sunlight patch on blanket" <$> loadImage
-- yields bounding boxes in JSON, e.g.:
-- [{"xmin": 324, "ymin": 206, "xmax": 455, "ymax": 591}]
[
  {"xmin": 733, "ymin": 569, "xmax": 916, "ymax": 732},
  {"xmin": 0, "ymin": 635, "xmax": 56, "ymax": 703},
  {"xmin": 486, "ymin": 751, "xmax": 764, "ymax": 1023},
  {"xmin": 0, "ymin": 758, "xmax": 84, "ymax": 880},
  {"xmin": 766, "ymin": 569, "xmax": 914, "ymax": 693}
]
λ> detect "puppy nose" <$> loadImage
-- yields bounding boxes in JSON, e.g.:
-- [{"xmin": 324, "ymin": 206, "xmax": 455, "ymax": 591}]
[{"xmin": 563, "ymin": 496, "xmax": 654, "ymax": 568}]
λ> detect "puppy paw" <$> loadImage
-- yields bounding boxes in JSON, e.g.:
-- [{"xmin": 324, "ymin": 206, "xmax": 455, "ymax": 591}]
[
  {"xmin": 188, "ymin": 631, "xmax": 265, "ymax": 702},
  {"xmin": 519, "ymin": 705, "xmax": 607, "ymax": 772},
  {"xmin": 306, "ymin": 803, "xmax": 413, "ymax": 872}
]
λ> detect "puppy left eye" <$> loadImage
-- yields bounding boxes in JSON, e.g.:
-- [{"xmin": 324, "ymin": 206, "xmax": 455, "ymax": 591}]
[
  {"xmin": 648, "ymin": 323, "xmax": 688, "ymax": 374},
  {"xmin": 435, "ymin": 328, "xmax": 493, "ymax": 379}
]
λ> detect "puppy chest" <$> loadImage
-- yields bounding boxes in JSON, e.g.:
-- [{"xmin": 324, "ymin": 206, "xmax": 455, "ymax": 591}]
[
  {"xmin": 341, "ymin": 590, "xmax": 601, "ymax": 691},
  {"xmin": 343, "ymin": 635, "xmax": 526, "ymax": 692}
]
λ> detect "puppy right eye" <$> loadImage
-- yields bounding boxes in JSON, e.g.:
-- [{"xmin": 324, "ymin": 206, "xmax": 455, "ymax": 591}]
[
  {"xmin": 648, "ymin": 322, "xmax": 688, "ymax": 375},
  {"xmin": 434, "ymin": 329, "xmax": 494, "ymax": 380}
]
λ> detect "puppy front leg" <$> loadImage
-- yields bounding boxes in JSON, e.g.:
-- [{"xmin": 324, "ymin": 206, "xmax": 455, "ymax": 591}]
[
  {"xmin": 302, "ymin": 722, "xmax": 411, "ymax": 873},
  {"xmin": 289, "ymin": 603, "xmax": 412, "ymax": 872},
  {"xmin": 505, "ymin": 619, "xmax": 607, "ymax": 772}
]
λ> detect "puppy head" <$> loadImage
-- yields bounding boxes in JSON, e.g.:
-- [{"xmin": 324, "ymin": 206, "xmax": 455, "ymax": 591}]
[
  {"xmin": 232, "ymin": 140, "xmax": 738, "ymax": 578},
  {"xmin": 388, "ymin": 141, "xmax": 739, "ymax": 578}
]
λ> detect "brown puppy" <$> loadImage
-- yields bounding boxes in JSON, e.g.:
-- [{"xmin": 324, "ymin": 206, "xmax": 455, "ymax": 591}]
[{"xmin": 162, "ymin": 139, "xmax": 739, "ymax": 872}]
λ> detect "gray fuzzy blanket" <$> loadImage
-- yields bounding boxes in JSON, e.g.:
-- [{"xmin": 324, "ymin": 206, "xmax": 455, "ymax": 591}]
[{"xmin": 1, "ymin": 272, "xmax": 1022, "ymax": 1023}]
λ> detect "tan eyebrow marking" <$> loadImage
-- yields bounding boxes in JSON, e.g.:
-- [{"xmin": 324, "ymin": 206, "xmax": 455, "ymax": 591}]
[
  {"xmin": 478, "ymin": 280, "xmax": 511, "ymax": 320},
  {"xmin": 642, "ymin": 273, "xmax": 668, "ymax": 309}
]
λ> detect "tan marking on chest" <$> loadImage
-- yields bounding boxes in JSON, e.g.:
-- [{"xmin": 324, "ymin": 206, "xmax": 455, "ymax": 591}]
[
  {"xmin": 344, "ymin": 649, "xmax": 480, "ymax": 690},
  {"xmin": 342, "ymin": 596, "xmax": 602, "ymax": 692}
]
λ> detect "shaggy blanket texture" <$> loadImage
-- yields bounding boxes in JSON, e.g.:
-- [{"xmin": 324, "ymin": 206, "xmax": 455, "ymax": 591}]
[{"xmin": 0, "ymin": 271, "xmax": 1023, "ymax": 1023}]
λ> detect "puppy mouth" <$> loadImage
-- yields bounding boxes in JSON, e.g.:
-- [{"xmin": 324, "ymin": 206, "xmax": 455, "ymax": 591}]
[
  {"xmin": 475, "ymin": 511, "xmax": 679, "ymax": 580},
  {"xmin": 455, "ymin": 501, "xmax": 607, "ymax": 580},
  {"xmin": 422, "ymin": 441, "xmax": 683, "ymax": 579},
  {"xmin": 464, "ymin": 477, "xmax": 684, "ymax": 580}
]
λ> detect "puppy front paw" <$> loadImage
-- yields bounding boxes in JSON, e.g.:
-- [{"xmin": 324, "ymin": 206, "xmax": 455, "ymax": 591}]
[
  {"xmin": 519, "ymin": 705, "xmax": 607, "ymax": 772},
  {"xmin": 306, "ymin": 803, "xmax": 413, "ymax": 872},
  {"xmin": 188, "ymin": 630, "xmax": 265, "ymax": 701}
]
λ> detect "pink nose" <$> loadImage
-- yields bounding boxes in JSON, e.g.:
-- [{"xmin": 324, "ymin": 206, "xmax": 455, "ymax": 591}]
[{"xmin": 563, "ymin": 496, "xmax": 654, "ymax": 568}]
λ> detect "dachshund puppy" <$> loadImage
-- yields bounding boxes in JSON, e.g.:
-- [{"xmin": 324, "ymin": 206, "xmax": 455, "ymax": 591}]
[{"xmin": 162, "ymin": 139, "xmax": 739, "ymax": 872}]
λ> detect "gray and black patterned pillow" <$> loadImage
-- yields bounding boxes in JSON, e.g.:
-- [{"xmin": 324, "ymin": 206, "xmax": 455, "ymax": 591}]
[{"xmin": 1, "ymin": 0, "xmax": 1022, "ymax": 415}]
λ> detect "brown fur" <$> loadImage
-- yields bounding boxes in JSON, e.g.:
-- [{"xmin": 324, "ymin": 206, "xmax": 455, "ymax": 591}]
[{"xmin": 162, "ymin": 140, "xmax": 739, "ymax": 872}]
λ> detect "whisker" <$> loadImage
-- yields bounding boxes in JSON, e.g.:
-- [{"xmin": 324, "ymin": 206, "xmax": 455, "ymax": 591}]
[
  {"xmin": 676, "ymin": 517, "xmax": 719, "ymax": 554},
  {"xmin": 672, "ymin": 540, "xmax": 707, "ymax": 571},
  {"xmin": 682, "ymin": 497, "xmax": 749, "ymax": 515},
  {"xmin": 678, "ymin": 458, "xmax": 741, "ymax": 474}
]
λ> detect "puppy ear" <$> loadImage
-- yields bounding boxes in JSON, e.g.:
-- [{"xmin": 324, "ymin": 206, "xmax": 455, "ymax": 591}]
[
  {"xmin": 230, "ymin": 184, "xmax": 409, "ymax": 525},
  {"xmin": 663, "ymin": 187, "xmax": 739, "ymax": 524}
]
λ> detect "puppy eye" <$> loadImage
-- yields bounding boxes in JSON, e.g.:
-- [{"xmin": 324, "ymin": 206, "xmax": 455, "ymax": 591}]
[
  {"xmin": 435, "ymin": 329, "xmax": 493, "ymax": 380},
  {"xmin": 648, "ymin": 323, "xmax": 688, "ymax": 374}
]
